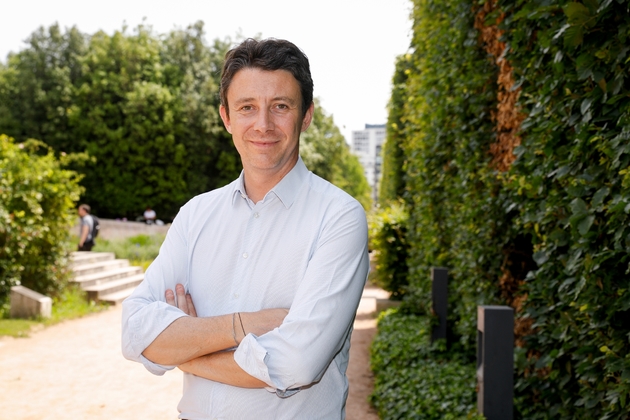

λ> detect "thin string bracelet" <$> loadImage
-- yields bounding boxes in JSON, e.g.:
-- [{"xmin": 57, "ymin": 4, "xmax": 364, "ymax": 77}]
[
  {"xmin": 231, "ymin": 312, "xmax": 238, "ymax": 346},
  {"xmin": 238, "ymin": 312, "xmax": 246, "ymax": 338}
]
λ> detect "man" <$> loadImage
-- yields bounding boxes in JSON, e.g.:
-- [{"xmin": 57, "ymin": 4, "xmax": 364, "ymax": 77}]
[
  {"xmin": 121, "ymin": 38, "xmax": 369, "ymax": 419},
  {"xmin": 77, "ymin": 203, "xmax": 94, "ymax": 251},
  {"xmin": 143, "ymin": 206, "xmax": 157, "ymax": 224}
]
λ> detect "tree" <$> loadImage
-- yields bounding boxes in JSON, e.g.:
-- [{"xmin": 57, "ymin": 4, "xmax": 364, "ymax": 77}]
[
  {"xmin": 301, "ymin": 100, "xmax": 372, "ymax": 209},
  {"xmin": 0, "ymin": 24, "xmax": 86, "ymax": 152},
  {"xmin": 0, "ymin": 23, "xmax": 239, "ymax": 220}
]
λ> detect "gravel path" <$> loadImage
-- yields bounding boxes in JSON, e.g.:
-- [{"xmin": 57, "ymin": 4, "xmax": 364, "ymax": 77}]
[{"xmin": 0, "ymin": 286, "xmax": 386, "ymax": 419}]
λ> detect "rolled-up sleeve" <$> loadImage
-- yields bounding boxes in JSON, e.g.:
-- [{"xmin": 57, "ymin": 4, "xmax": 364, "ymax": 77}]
[
  {"xmin": 234, "ymin": 201, "xmax": 369, "ymax": 392},
  {"xmin": 121, "ymin": 204, "xmax": 190, "ymax": 375}
]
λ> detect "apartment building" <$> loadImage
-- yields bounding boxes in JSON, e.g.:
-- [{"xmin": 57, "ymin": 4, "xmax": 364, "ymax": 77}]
[{"xmin": 350, "ymin": 123, "xmax": 386, "ymax": 203}]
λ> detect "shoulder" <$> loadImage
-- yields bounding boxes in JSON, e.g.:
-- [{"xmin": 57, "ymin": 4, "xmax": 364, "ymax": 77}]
[
  {"xmin": 175, "ymin": 180, "xmax": 238, "ymax": 221},
  {"xmin": 306, "ymin": 172, "xmax": 364, "ymax": 212}
]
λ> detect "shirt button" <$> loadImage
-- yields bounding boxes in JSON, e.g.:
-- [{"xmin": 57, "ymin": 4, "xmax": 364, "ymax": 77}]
[
  {"xmin": 243, "ymin": 252, "xmax": 248, "ymax": 259},
  {"xmin": 254, "ymin": 212, "xmax": 259, "ymax": 218},
  {"xmin": 234, "ymin": 293, "xmax": 239, "ymax": 298}
]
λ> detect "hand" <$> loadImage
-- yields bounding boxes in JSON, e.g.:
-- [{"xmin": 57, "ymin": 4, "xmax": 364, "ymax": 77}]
[
  {"xmin": 165, "ymin": 283, "xmax": 197, "ymax": 317},
  {"xmin": 239, "ymin": 308, "xmax": 289, "ymax": 338}
]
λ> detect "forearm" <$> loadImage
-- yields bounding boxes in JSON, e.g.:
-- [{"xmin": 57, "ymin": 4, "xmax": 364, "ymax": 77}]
[
  {"xmin": 79, "ymin": 225, "xmax": 89, "ymax": 245},
  {"xmin": 142, "ymin": 314, "xmax": 237, "ymax": 366},
  {"xmin": 179, "ymin": 351, "xmax": 268, "ymax": 388}
]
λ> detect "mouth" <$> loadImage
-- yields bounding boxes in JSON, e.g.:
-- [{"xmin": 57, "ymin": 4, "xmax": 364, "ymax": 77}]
[{"xmin": 249, "ymin": 139, "xmax": 280, "ymax": 148}]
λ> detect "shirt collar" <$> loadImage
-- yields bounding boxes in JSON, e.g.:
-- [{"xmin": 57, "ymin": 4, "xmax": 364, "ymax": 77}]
[{"xmin": 231, "ymin": 156, "xmax": 309, "ymax": 209}]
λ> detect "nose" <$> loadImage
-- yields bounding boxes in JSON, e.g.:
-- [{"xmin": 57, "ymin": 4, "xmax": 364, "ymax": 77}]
[{"xmin": 254, "ymin": 109, "xmax": 274, "ymax": 132}]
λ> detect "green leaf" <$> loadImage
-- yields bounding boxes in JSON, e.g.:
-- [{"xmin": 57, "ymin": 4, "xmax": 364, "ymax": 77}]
[
  {"xmin": 564, "ymin": 2, "xmax": 592, "ymax": 24},
  {"xmin": 580, "ymin": 98, "xmax": 593, "ymax": 115},
  {"xmin": 533, "ymin": 251, "xmax": 549, "ymax": 265},
  {"xmin": 591, "ymin": 187, "xmax": 610, "ymax": 207},
  {"xmin": 570, "ymin": 198, "xmax": 588, "ymax": 215},
  {"xmin": 578, "ymin": 214, "xmax": 595, "ymax": 235},
  {"xmin": 564, "ymin": 25, "xmax": 585, "ymax": 48}
]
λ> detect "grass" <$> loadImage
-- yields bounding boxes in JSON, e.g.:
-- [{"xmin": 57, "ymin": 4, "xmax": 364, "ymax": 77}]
[
  {"xmin": 93, "ymin": 233, "xmax": 165, "ymax": 271},
  {"xmin": 0, "ymin": 233, "xmax": 166, "ymax": 338},
  {"xmin": 0, "ymin": 285, "xmax": 109, "ymax": 338}
]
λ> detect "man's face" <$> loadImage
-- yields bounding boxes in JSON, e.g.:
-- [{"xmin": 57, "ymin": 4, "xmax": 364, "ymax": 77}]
[
  {"xmin": 78, "ymin": 207, "xmax": 86, "ymax": 217},
  {"xmin": 220, "ymin": 68, "xmax": 313, "ymax": 178}
]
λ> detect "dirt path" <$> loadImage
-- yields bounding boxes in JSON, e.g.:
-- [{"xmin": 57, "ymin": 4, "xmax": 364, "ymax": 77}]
[{"xmin": 0, "ymin": 286, "xmax": 386, "ymax": 419}]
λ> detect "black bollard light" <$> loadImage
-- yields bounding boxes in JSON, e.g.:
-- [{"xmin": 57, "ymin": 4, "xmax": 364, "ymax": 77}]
[
  {"xmin": 477, "ymin": 305, "xmax": 514, "ymax": 420},
  {"xmin": 431, "ymin": 267, "xmax": 448, "ymax": 342}
]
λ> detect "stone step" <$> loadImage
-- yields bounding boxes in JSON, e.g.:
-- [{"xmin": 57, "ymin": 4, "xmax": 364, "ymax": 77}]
[
  {"xmin": 70, "ymin": 251, "xmax": 115, "ymax": 266},
  {"xmin": 72, "ymin": 265, "xmax": 142, "ymax": 288},
  {"xmin": 72, "ymin": 258, "xmax": 130, "ymax": 277},
  {"xmin": 97, "ymin": 287, "xmax": 140, "ymax": 305},
  {"xmin": 84, "ymin": 273, "xmax": 144, "ymax": 302}
]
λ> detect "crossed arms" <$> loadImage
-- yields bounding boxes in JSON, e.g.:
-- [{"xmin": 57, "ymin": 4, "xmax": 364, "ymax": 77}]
[
  {"xmin": 121, "ymin": 195, "xmax": 370, "ymax": 392},
  {"xmin": 142, "ymin": 284, "xmax": 287, "ymax": 388}
]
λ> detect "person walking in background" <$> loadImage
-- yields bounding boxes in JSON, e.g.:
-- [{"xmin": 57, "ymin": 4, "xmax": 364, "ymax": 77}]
[{"xmin": 77, "ymin": 203, "xmax": 95, "ymax": 251}]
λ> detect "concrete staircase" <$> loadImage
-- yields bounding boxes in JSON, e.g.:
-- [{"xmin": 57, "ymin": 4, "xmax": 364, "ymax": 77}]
[{"xmin": 70, "ymin": 251, "xmax": 144, "ymax": 304}]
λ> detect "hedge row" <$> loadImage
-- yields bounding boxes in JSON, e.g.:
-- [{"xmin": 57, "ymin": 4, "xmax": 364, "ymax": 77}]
[{"xmin": 372, "ymin": 0, "xmax": 630, "ymax": 418}]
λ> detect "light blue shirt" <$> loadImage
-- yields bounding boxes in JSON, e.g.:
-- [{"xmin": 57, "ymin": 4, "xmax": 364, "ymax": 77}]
[{"xmin": 121, "ymin": 157, "xmax": 369, "ymax": 419}]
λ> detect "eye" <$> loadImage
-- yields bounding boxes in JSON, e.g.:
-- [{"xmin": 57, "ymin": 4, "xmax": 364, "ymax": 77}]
[{"xmin": 240, "ymin": 105, "xmax": 254, "ymax": 111}]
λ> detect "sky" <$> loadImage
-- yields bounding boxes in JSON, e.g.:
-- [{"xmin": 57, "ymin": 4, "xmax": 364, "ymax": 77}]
[{"xmin": 1, "ymin": 0, "xmax": 413, "ymax": 143}]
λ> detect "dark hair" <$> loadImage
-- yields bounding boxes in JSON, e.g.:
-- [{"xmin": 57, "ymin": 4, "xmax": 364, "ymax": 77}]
[
  {"xmin": 220, "ymin": 38, "xmax": 314, "ymax": 118},
  {"xmin": 79, "ymin": 203, "xmax": 91, "ymax": 213}
]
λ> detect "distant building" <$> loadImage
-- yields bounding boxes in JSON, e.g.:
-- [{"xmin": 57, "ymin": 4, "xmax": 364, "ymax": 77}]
[{"xmin": 351, "ymin": 124, "xmax": 386, "ymax": 203}]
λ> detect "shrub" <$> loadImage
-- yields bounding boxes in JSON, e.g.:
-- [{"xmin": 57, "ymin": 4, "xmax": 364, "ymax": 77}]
[
  {"xmin": 368, "ymin": 201, "xmax": 409, "ymax": 299},
  {"xmin": 0, "ymin": 135, "xmax": 83, "ymax": 300},
  {"xmin": 370, "ymin": 308, "xmax": 483, "ymax": 420}
]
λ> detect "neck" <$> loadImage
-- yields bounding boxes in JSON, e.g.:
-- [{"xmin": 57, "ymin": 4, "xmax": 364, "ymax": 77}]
[{"xmin": 242, "ymin": 159, "xmax": 298, "ymax": 203}]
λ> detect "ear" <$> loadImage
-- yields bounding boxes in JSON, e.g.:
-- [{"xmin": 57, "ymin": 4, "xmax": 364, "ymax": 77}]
[
  {"xmin": 300, "ymin": 102, "xmax": 315, "ymax": 132},
  {"xmin": 219, "ymin": 105, "xmax": 232, "ymax": 134}
]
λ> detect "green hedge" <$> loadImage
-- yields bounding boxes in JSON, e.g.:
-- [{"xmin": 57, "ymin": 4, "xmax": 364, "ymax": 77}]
[
  {"xmin": 368, "ymin": 201, "xmax": 409, "ymax": 299},
  {"xmin": 371, "ymin": 0, "xmax": 630, "ymax": 418},
  {"xmin": 0, "ymin": 135, "xmax": 82, "ymax": 300},
  {"xmin": 370, "ymin": 308, "xmax": 483, "ymax": 420},
  {"xmin": 501, "ymin": 0, "xmax": 630, "ymax": 417}
]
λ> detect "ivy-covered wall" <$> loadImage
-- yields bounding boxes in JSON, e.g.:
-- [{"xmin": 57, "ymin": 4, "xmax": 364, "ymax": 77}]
[{"xmin": 372, "ymin": 0, "xmax": 630, "ymax": 418}]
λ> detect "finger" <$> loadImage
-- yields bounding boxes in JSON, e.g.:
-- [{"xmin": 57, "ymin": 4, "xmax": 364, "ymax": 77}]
[
  {"xmin": 165, "ymin": 289, "xmax": 176, "ymax": 306},
  {"xmin": 186, "ymin": 293, "xmax": 197, "ymax": 317},
  {"xmin": 175, "ymin": 284, "xmax": 189, "ymax": 313}
]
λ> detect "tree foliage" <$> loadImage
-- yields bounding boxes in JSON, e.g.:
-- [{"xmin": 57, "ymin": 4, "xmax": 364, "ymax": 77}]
[
  {"xmin": 0, "ymin": 22, "xmax": 240, "ymax": 220},
  {"xmin": 0, "ymin": 135, "xmax": 83, "ymax": 300},
  {"xmin": 301, "ymin": 99, "xmax": 372, "ymax": 209},
  {"xmin": 0, "ymin": 24, "xmax": 368, "ymax": 218}
]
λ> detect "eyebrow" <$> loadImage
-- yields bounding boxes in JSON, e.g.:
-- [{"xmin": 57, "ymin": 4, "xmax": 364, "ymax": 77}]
[{"xmin": 232, "ymin": 96, "xmax": 298, "ymax": 107}]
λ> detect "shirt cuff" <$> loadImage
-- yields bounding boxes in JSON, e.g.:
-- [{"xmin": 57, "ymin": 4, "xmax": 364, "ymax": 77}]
[
  {"xmin": 234, "ymin": 333, "xmax": 272, "ymax": 385},
  {"xmin": 234, "ymin": 334, "xmax": 301, "ymax": 398},
  {"xmin": 127, "ymin": 302, "xmax": 188, "ymax": 375},
  {"xmin": 139, "ymin": 354, "xmax": 177, "ymax": 376}
]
